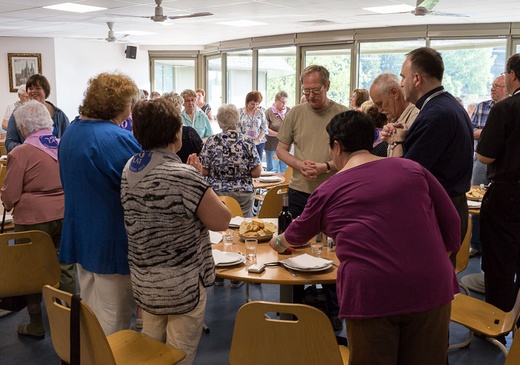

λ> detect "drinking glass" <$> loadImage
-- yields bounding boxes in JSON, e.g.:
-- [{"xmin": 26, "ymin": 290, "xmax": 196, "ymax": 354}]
[{"xmin": 244, "ymin": 239, "xmax": 258, "ymax": 264}]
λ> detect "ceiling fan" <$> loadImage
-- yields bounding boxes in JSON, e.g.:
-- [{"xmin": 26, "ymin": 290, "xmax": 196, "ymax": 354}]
[
  {"xmin": 111, "ymin": 0, "xmax": 213, "ymax": 23},
  {"xmin": 104, "ymin": 22, "xmax": 129, "ymax": 42},
  {"xmin": 411, "ymin": 0, "xmax": 468, "ymax": 17}
]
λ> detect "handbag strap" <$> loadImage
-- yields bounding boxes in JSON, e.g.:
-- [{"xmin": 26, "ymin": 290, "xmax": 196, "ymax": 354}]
[
  {"xmin": 70, "ymin": 293, "xmax": 82, "ymax": 365},
  {"xmin": 1, "ymin": 207, "xmax": 6, "ymax": 234}
]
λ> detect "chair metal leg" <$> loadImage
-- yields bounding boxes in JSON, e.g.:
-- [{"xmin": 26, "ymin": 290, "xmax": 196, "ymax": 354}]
[
  {"xmin": 245, "ymin": 283, "xmax": 251, "ymax": 302},
  {"xmin": 449, "ymin": 329, "xmax": 474, "ymax": 350},
  {"xmin": 203, "ymin": 323, "xmax": 210, "ymax": 334},
  {"xmin": 486, "ymin": 337, "xmax": 508, "ymax": 357}
]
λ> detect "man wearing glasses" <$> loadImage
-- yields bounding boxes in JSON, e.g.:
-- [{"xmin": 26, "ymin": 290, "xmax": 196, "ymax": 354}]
[
  {"xmin": 468, "ymin": 76, "xmax": 509, "ymax": 257},
  {"xmin": 276, "ymin": 65, "xmax": 348, "ymax": 331},
  {"xmin": 477, "ymin": 55, "xmax": 520, "ymax": 332}
]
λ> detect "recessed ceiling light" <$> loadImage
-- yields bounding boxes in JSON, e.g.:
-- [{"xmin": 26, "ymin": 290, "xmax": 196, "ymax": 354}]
[
  {"xmin": 43, "ymin": 2, "xmax": 106, "ymax": 13},
  {"xmin": 363, "ymin": 5, "xmax": 415, "ymax": 14},
  {"xmin": 218, "ymin": 20, "xmax": 267, "ymax": 27}
]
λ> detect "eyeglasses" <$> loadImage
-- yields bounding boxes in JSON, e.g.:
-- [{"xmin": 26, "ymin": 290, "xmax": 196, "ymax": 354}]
[
  {"xmin": 501, "ymin": 71, "xmax": 511, "ymax": 76},
  {"xmin": 301, "ymin": 85, "xmax": 324, "ymax": 96},
  {"xmin": 492, "ymin": 83, "xmax": 505, "ymax": 89}
]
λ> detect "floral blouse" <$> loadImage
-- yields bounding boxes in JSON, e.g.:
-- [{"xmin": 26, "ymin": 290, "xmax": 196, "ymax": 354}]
[
  {"xmin": 200, "ymin": 131, "xmax": 261, "ymax": 192},
  {"xmin": 238, "ymin": 107, "xmax": 268, "ymax": 145}
]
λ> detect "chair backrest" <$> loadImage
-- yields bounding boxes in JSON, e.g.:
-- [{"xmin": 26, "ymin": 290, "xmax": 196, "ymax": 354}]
[
  {"xmin": 219, "ymin": 196, "xmax": 244, "ymax": 217},
  {"xmin": 43, "ymin": 285, "xmax": 117, "ymax": 365},
  {"xmin": 230, "ymin": 301, "xmax": 344, "ymax": 365},
  {"xmin": 258, "ymin": 184, "xmax": 288, "ymax": 219},
  {"xmin": 0, "ymin": 230, "xmax": 61, "ymax": 297},
  {"xmin": 502, "ymin": 287, "xmax": 520, "ymax": 334},
  {"xmin": 283, "ymin": 166, "xmax": 293, "ymax": 183},
  {"xmin": 505, "ymin": 323, "xmax": 520, "ymax": 365},
  {"xmin": 455, "ymin": 215, "xmax": 472, "ymax": 274},
  {"xmin": 0, "ymin": 164, "xmax": 6, "ymax": 186}
]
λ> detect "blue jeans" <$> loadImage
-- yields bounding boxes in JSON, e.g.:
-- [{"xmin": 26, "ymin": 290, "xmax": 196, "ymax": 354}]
[
  {"xmin": 265, "ymin": 150, "xmax": 287, "ymax": 173},
  {"xmin": 255, "ymin": 143, "xmax": 265, "ymax": 162},
  {"xmin": 470, "ymin": 157, "xmax": 490, "ymax": 251}
]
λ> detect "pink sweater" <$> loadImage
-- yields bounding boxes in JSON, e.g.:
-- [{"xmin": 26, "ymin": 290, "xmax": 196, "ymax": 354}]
[{"xmin": 1, "ymin": 144, "xmax": 64, "ymax": 225}]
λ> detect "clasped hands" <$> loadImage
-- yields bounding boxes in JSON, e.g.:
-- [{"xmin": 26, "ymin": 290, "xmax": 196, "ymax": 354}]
[
  {"xmin": 187, "ymin": 153, "xmax": 202, "ymax": 173},
  {"xmin": 299, "ymin": 160, "xmax": 320, "ymax": 180},
  {"xmin": 381, "ymin": 122, "xmax": 407, "ymax": 144}
]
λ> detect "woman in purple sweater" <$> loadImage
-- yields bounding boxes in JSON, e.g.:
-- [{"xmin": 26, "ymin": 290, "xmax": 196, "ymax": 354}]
[{"xmin": 270, "ymin": 110, "xmax": 461, "ymax": 365}]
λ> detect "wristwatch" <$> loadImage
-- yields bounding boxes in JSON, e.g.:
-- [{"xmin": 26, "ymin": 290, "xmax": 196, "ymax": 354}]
[
  {"xmin": 390, "ymin": 141, "xmax": 404, "ymax": 150},
  {"xmin": 325, "ymin": 162, "xmax": 331, "ymax": 173}
]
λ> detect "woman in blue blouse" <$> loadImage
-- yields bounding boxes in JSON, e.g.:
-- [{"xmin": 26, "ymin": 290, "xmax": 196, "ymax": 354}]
[{"xmin": 58, "ymin": 72, "xmax": 141, "ymax": 336}]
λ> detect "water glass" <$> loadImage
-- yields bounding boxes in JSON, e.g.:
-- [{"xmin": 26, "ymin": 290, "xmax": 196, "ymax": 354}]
[
  {"xmin": 310, "ymin": 242, "xmax": 323, "ymax": 257},
  {"xmin": 244, "ymin": 239, "xmax": 258, "ymax": 264},
  {"xmin": 222, "ymin": 230, "xmax": 234, "ymax": 246}
]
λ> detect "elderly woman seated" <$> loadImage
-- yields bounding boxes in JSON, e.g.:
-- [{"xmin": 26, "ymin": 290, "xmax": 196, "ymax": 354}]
[
  {"xmin": 200, "ymin": 104, "xmax": 262, "ymax": 217},
  {"xmin": 1, "ymin": 100, "xmax": 76, "ymax": 340}
]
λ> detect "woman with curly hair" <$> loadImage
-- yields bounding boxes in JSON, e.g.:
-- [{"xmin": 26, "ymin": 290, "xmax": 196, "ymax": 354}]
[{"xmin": 58, "ymin": 72, "xmax": 141, "ymax": 335}]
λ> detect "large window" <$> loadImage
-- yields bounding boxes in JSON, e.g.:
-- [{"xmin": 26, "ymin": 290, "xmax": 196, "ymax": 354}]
[
  {"xmin": 227, "ymin": 50, "xmax": 253, "ymax": 107},
  {"xmin": 152, "ymin": 58, "xmax": 195, "ymax": 94},
  {"xmin": 430, "ymin": 38, "xmax": 507, "ymax": 105},
  {"xmin": 258, "ymin": 47, "xmax": 297, "ymax": 107},
  {"xmin": 358, "ymin": 40, "xmax": 425, "ymax": 90},
  {"xmin": 207, "ymin": 55, "xmax": 222, "ymax": 113},
  {"xmin": 303, "ymin": 47, "xmax": 352, "ymax": 106}
]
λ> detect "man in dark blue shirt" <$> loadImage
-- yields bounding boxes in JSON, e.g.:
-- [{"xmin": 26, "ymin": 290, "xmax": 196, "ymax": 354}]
[{"xmin": 382, "ymin": 47, "xmax": 474, "ymax": 264}]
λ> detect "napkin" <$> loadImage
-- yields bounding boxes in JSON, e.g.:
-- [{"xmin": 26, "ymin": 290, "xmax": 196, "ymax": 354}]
[
  {"xmin": 259, "ymin": 176, "xmax": 284, "ymax": 183},
  {"xmin": 209, "ymin": 231, "xmax": 223, "ymax": 244},
  {"xmin": 229, "ymin": 216, "xmax": 245, "ymax": 227},
  {"xmin": 212, "ymin": 249, "xmax": 241, "ymax": 265},
  {"xmin": 281, "ymin": 253, "xmax": 332, "ymax": 269},
  {"xmin": 260, "ymin": 170, "xmax": 276, "ymax": 176},
  {"xmin": 467, "ymin": 200, "xmax": 481, "ymax": 209}
]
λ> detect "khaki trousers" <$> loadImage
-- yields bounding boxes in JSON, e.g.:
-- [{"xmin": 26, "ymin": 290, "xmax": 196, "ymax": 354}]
[{"xmin": 141, "ymin": 281, "xmax": 207, "ymax": 365}]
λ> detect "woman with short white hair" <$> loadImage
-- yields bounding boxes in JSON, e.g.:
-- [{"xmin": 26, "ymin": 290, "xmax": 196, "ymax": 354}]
[
  {"xmin": 1, "ymin": 100, "xmax": 76, "ymax": 340},
  {"xmin": 200, "ymin": 103, "xmax": 262, "ymax": 217}
]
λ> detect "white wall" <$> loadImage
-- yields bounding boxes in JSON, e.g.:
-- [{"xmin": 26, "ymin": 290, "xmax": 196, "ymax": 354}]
[
  {"xmin": 0, "ymin": 37, "xmax": 150, "ymax": 123},
  {"xmin": 54, "ymin": 39, "xmax": 150, "ymax": 119}
]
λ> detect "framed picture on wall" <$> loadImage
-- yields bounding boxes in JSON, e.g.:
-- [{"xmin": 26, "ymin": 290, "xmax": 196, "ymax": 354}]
[{"xmin": 8, "ymin": 53, "xmax": 42, "ymax": 92}]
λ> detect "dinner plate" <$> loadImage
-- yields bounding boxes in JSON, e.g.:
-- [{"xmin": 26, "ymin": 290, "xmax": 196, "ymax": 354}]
[
  {"xmin": 215, "ymin": 252, "xmax": 246, "ymax": 267},
  {"xmin": 467, "ymin": 200, "xmax": 481, "ymax": 209},
  {"xmin": 282, "ymin": 262, "xmax": 333, "ymax": 272},
  {"xmin": 239, "ymin": 233, "xmax": 273, "ymax": 242},
  {"xmin": 260, "ymin": 170, "xmax": 276, "ymax": 176},
  {"xmin": 258, "ymin": 176, "xmax": 284, "ymax": 183}
]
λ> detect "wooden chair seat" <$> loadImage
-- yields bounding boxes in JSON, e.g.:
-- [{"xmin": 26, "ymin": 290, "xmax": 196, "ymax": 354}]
[{"xmin": 449, "ymin": 288, "xmax": 520, "ymax": 356}]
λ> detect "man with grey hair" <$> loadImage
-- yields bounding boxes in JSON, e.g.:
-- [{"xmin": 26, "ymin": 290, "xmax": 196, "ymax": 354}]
[
  {"xmin": 369, "ymin": 72, "xmax": 419, "ymax": 156},
  {"xmin": 2, "ymin": 84, "xmax": 28, "ymax": 130},
  {"xmin": 276, "ymin": 64, "xmax": 348, "ymax": 331},
  {"xmin": 477, "ymin": 53, "xmax": 520, "ymax": 327}
]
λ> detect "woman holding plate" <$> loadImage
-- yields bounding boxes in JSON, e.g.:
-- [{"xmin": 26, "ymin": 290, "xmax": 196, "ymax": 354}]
[{"xmin": 270, "ymin": 111, "xmax": 460, "ymax": 365}]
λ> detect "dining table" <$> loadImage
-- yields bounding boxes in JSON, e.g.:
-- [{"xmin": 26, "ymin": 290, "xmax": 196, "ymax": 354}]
[
  {"xmin": 213, "ymin": 228, "xmax": 338, "ymax": 304},
  {"xmin": 253, "ymin": 173, "xmax": 286, "ymax": 190}
]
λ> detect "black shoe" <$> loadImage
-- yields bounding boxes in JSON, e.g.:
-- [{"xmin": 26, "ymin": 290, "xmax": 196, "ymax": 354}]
[
  {"xmin": 330, "ymin": 317, "xmax": 343, "ymax": 331},
  {"xmin": 469, "ymin": 247, "xmax": 481, "ymax": 258}
]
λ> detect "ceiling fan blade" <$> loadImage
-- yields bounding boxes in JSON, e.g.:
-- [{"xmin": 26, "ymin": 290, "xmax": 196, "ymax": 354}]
[
  {"xmin": 417, "ymin": 0, "xmax": 439, "ymax": 12},
  {"xmin": 167, "ymin": 12, "xmax": 213, "ymax": 20}
]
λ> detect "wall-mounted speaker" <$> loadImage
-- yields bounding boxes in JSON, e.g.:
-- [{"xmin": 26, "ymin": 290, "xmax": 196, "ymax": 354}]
[{"xmin": 125, "ymin": 45, "xmax": 137, "ymax": 59}]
